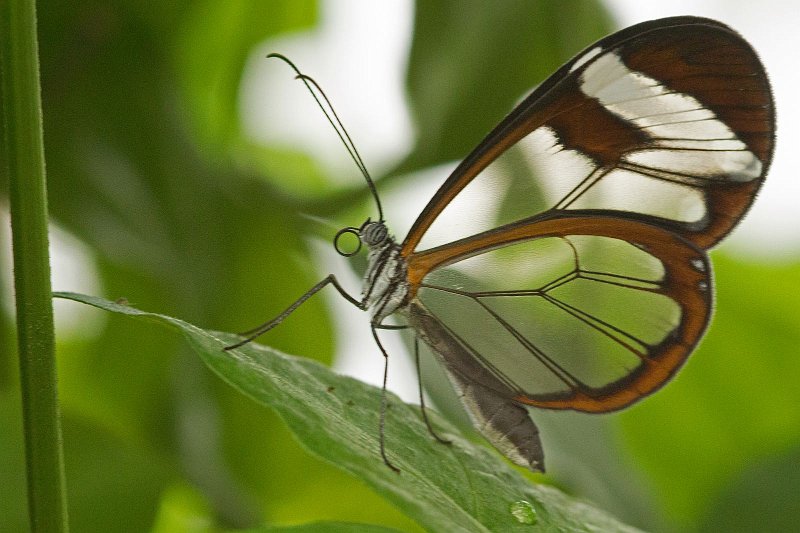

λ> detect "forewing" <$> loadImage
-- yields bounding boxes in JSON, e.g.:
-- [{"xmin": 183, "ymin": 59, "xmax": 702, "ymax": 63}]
[
  {"xmin": 401, "ymin": 16, "xmax": 774, "ymax": 254},
  {"xmin": 407, "ymin": 215, "xmax": 711, "ymax": 412}
]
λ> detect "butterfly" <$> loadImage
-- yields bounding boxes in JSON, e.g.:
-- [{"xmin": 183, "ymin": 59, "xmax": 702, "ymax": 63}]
[{"xmin": 228, "ymin": 16, "xmax": 774, "ymax": 473}]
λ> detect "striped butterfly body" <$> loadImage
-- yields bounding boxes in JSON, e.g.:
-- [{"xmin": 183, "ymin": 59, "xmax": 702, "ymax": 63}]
[{"xmin": 231, "ymin": 16, "xmax": 774, "ymax": 472}]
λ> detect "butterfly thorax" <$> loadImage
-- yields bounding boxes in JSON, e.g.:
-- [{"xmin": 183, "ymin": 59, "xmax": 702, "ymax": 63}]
[{"xmin": 359, "ymin": 221, "xmax": 409, "ymax": 323}]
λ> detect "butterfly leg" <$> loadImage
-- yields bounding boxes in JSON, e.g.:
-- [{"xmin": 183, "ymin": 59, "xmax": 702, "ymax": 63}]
[
  {"xmin": 372, "ymin": 325, "xmax": 451, "ymax": 445},
  {"xmin": 414, "ymin": 336, "xmax": 452, "ymax": 446},
  {"xmin": 225, "ymin": 274, "xmax": 362, "ymax": 350},
  {"xmin": 370, "ymin": 324, "xmax": 401, "ymax": 473}
]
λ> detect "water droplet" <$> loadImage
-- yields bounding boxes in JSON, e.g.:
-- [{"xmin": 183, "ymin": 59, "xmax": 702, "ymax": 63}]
[{"xmin": 509, "ymin": 500, "xmax": 537, "ymax": 525}]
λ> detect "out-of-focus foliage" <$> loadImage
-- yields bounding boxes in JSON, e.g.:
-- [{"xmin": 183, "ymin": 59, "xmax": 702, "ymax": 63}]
[
  {"xmin": 3, "ymin": 0, "xmax": 396, "ymax": 530},
  {"xmin": 619, "ymin": 255, "xmax": 800, "ymax": 531},
  {"xmin": 1, "ymin": 1, "xmax": 797, "ymax": 532},
  {"xmin": 402, "ymin": 0, "xmax": 614, "ymax": 173}
]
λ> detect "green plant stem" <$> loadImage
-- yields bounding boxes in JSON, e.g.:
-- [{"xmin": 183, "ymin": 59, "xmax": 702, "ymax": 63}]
[{"xmin": 1, "ymin": 0, "xmax": 69, "ymax": 531}]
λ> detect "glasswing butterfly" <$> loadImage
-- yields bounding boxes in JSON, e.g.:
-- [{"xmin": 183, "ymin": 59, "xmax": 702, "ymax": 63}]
[{"xmin": 227, "ymin": 16, "xmax": 774, "ymax": 472}]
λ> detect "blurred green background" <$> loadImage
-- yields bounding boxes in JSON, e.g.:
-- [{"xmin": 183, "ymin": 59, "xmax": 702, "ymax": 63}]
[{"xmin": 2, "ymin": 1, "xmax": 798, "ymax": 532}]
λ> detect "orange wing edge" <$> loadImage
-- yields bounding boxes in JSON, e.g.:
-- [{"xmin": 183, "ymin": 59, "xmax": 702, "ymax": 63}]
[{"xmin": 405, "ymin": 213, "xmax": 713, "ymax": 413}]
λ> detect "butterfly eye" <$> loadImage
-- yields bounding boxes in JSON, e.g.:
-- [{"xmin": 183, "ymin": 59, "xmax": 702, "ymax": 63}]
[
  {"xmin": 334, "ymin": 226, "xmax": 363, "ymax": 257},
  {"xmin": 360, "ymin": 221, "xmax": 388, "ymax": 246}
]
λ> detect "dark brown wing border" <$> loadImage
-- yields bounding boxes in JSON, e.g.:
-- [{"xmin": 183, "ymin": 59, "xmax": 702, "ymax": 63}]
[{"xmin": 401, "ymin": 16, "xmax": 774, "ymax": 256}]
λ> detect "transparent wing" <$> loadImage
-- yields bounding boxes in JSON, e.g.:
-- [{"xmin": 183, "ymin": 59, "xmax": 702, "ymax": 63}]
[
  {"xmin": 409, "ymin": 301, "xmax": 545, "ymax": 472},
  {"xmin": 401, "ymin": 16, "xmax": 774, "ymax": 255},
  {"xmin": 407, "ymin": 215, "xmax": 711, "ymax": 412}
]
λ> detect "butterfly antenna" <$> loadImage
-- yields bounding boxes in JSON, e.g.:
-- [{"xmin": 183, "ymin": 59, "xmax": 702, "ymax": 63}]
[{"xmin": 267, "ymin": 53, "xmax": 384, "ymax": 222}]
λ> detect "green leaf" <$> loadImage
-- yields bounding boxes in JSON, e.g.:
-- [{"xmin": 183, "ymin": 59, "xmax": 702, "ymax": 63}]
[{"xmin": 55, "ymin": 292, "xmax": 642, "ymax": 533}]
